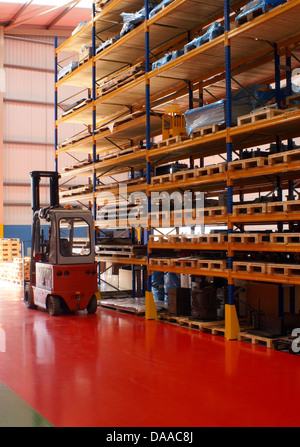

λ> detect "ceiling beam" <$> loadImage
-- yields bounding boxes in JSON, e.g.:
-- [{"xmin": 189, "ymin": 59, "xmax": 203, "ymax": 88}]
[
  {"xmin": 4, "ymin": 0, "xmax": 34, "ymax": 28},
  {"xmin": 45, "ymin": 1, "xmax": 81, "ymax": 30},
  {"xmin": 5, "ymin": 0, "xmax": 81, "ymax": 31}
]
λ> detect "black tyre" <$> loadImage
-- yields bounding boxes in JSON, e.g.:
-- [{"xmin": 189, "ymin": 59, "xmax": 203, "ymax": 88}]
[
  {"xmin": 24, "ymin": 284, "xmax": 36, "ymax": 309},
  {"xmin": 87, "ymin": 295, "xmax": 98, "ymax": 314},
  {"xmin": 48, "ymin": 295, "xmax": 61, "ymax": 316}
]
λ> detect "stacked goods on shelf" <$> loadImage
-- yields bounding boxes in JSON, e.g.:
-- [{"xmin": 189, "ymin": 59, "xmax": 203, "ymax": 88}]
[
  {"xmin": 0, "ymin": 239, "xmax": 21, "ymax": 263},
  {"xmin": 183, "ymin": 21, "xmax": 224, "ymax": 53},
  {"xmin": 235, "ymin": 0, "xmax": 287, "ymax": 25},
  {"xmin": 184, "ymin": 84, "xmax": 275, "ymax": 135},
  {"xmin": 0, "ymin": 258, "xmax": 30, "ymax": 285}
]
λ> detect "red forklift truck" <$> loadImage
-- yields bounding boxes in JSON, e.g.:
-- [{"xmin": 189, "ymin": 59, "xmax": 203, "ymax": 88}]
[{"xmin": 24, "ymin": 171, "xmax": 100, "ymax": 316}]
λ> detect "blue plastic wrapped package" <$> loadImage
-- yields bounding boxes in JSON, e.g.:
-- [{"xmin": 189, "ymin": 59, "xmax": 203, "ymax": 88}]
[
  {"xmin": 72, "ymin": 21, "xmax": 88, "ymax": 36},
  {"xmin": 235, "ymin": 0, "xmax": 287, "ymax": 22},
  {"xmin": 231, "ymin": 83, "xmax": 275, "ymax": 109},
  {"xmin": 184, "ymin": 22, "xmax": 224, "ymax": 53},
  {"xmin": 185, "ymin": 101, "xmax": 226, "ymax": 135},
  {"xmin": 149, "ymin": 0, "xmax": 174, "ymax": 18},
  {"xmin": 96, "ymin": 36, "xmax": 120, "ymax": 54},
  {"xmin": 164, "ymin": 273, "xmax": 180, "ymax": 303},
  {"xmin": 184, "ymin": 84, "xmax": 275, "ymax": 134},
  {"xmin": 58, "ymin": 61, "xmax": 78, "ymax": 80},
  {"xmin": 152, "ymin": 271, "xmax": 165, "ymax": 302},
  {"xmin": 120, "ymin": 4, "xmax": 155, "ymax": 37},
  {"xmin": 152, "ymin": 50, "xmax": 183, "ymax": 70}
]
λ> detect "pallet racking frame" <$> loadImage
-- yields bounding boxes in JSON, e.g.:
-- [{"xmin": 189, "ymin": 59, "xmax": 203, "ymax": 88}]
[{"xmin": 55, "ymin": 0, "xmax": 300, "ymax": 339}]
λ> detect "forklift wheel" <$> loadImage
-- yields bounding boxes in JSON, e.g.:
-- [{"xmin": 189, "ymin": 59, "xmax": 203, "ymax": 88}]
[
  {"xmin": 24, "ymin": 284, "xmax": 37, "ymax": 310},
  {"xmin": 48, "ymin": 295, "xmax": 61, "ymax": 316},
  {"xmin": 87, "ymin": 295, "xmax": 98, "ymax": 314}
]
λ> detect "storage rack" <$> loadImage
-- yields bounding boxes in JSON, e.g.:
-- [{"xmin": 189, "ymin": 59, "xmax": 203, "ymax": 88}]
[{"xmin": 55, "ymin": 0, "xmax": 300, "ymax": 339}]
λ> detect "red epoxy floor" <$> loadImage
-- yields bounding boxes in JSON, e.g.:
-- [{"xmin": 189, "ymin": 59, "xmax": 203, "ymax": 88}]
[{"xmin": 0, "ymin": 283, "xmax": 300, "ymax": 427}]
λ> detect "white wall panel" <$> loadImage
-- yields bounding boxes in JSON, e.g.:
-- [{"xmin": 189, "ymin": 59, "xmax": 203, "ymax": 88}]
[
  {"xmin": 4, "ymin": 101, "xmax": 54, "ymax": 144},
  {"xmin": 4, "ymin": 205, "xmax": 32, "ymax": 226},
  {"xmin": 5, "ymin": 67, "xmax": 53, "ymax": 103},
  {"xmin": 4, "ymin": 37, "xmax": 54, "ymax": 71},
  {"xmin": 3, "ymin": 35, "xmax": 91, "ymax": 228},
  {"xmin": 4, "ymin": 143, "xmax": 54, "ymax": 182}
]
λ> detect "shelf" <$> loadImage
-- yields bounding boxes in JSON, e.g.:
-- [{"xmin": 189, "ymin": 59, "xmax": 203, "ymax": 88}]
[
  {"xmin": 57, "ymin": 111, "xmax": 163, "ymax": 155},
  {"xmin": 231, "ymin": 270, "xmax": 300, "ymax": 286},
  {"xmin": 57, "ymin": 0, "xmax": 145, "ymax": 54},
  {"xmin": 60, "ymin": 179, "xmax": 147, "ymax": 203},
  {"xmin": 61, "ymin": 147, "xmax": 147, "ymax": 178},
  {"xmin": 54, "ymin": 0, "xmax": 300, "ymax": 336},
  {"xmin": 95, "ymin": 255, "xmax": 147, "ymax": 265}
]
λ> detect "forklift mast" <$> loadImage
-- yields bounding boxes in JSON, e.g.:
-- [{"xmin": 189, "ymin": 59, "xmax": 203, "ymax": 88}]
[{"xmin": 30, "ymin": 171, "xmax": 60, "ymax": 213}]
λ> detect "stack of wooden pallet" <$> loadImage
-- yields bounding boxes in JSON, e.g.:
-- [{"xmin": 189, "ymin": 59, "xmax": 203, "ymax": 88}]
[
  {"xmin": 0, "ymin": 238, "xmax": 21, "ymax": 263},
  {"xmin": 0, "ymin": 257, "xmax": 30, "ymax": 285}
]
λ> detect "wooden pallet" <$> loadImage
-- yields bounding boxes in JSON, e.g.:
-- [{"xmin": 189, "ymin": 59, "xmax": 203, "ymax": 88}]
[
  {"xmin": 0, "ymin": 239, "xmax": 21, "ymax": 263},
  {"xmin": 158, "ymin": 313, "xmax": 225, "ymax": 333},
  {"xmin": 156, "ymin": 135, "xmax": 189, "ymax": 149},
  {"xmin": 78, "ymin": 52, "xmax": 91, "ymax": 67},
  {"xmin": 197, "ymin": 233, "xmax": 228, "ymax": 244},
  {"xmin": 236, "ymin": 4, "xmax": 275, "ymax": 26},
  {"xmin": 163, "ymin": 163, "xmax": 226, "ymax": 184},
  {"xmin": 199, "ymin": 206, "xmax": 227, "ymax": 218},
  {"xmin": 61, "ymin": 98, "xmax": 92, "ymax": 117},
  {"xmin": 96, "ymin": 251, "xmax": 135, "ymax": 259},
  {"xmin": 237, "ymin": 332, "xmax": 280, "ymax": 348},
  {"xmin": 267, "ymin": 263, "xmax": 300, "ymax": 277},
  {"xmin": 184, "ymin": 319, "xmax": 226, "ymax": 335},
  {"xmin": 149, "ymin": 258, "xmax": 171, "ymax": 267},
  {"xmin": 229, "ymin": 233, "xmax": 271, "ymax": 244},
  {"xmin": 170, "ymin": 258, "xmax": 199, "ymax": 268},
  {"xmin": 197, "ymin": 259, "xmax": 227, "ymax": 271},
  {"xmin": 269, "ymin": 233, "xmax": 300, "ymax": 244},
  {"xmin": 149, "ymin": 257, "xmax": 227, "ymax": 271},
  {"xmin": 61, "ymin": 184, "xmax": 92, "ymax": 197},
  {"xmin": 237, "ymin": 107, "xmax": 284, "ymax": 126},
  {"xmin": 190, "ymin": 123, "xmax": 223, "ymax": 139},
  {"xmin": 267, "ymin": 200, "xmax": 300, "ymax": 214},
  {"xmin": 199, "ymin": 163, "xmax": 226, "ymax": 175},
  {"xmin": 268, "ymin": 148, "xmax": 300, "ymax": 165},
  {"xmin": 99, "ymin": 71, "xmax": 145, "ymax": 96},
  {"xmin": 151, "ymin": 173, "xmax": 173, "ymax": 185},
  {"xmin": 233, "ymin": 261, "xmax": 268, "ymax": 274},
  {"xmin": 99, "ymin": 298, "xmax": 146, "ymax": 315},
  {"xmin": 232, "ymin": 202, "xmax": 267, "ymax": 216},
  {"xmin": 172, "ymin": 168, "xmax": 198, "ymax": 182},
  {"xmin": 228, "ymin": 156, "xmax": 269, "ymax": 171}
]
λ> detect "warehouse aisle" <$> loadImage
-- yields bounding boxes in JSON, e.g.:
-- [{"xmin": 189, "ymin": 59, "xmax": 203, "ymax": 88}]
[{"xmin": 0, "ymin": 282, "xmax": 299, "ymax": 428}]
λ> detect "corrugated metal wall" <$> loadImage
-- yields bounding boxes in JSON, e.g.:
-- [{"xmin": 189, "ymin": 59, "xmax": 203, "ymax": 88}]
[{"xmin": 3, "ymin": 34, "xmax": 87, "ymax": 230}]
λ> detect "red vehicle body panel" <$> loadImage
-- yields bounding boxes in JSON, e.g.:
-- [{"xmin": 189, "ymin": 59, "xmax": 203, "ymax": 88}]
[{"xmin": 33, "ymin": 262, "xmax": 98, "ymax": 312}]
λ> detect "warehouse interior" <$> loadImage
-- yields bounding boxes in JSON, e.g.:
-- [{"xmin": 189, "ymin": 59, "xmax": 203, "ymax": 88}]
[{"xmin": 1, "ymin": 0, "xmax": 300, "ymax": 429}]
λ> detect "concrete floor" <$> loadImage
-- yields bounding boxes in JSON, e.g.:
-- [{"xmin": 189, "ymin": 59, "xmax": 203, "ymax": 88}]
[{"xmin": 0, "ymin": 281, "xmax": 300, "ymax": 427}]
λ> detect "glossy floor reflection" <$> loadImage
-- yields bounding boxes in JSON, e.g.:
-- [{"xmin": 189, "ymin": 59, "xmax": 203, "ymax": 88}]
[{"xmin": 0, "ymin": 282, "xmax": 299, "ymax": 427}]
